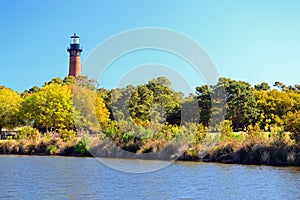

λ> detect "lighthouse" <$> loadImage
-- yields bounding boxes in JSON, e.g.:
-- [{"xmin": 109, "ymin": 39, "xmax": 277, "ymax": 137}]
[{"xmin": 67, "ymin": 33, "xmax": 82, "ymax": 76}]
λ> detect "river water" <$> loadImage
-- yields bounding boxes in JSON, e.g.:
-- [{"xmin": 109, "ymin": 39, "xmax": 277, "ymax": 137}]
[{"xmin": 0, "ymin": 155, "xmax": 299, "ymax": 200}]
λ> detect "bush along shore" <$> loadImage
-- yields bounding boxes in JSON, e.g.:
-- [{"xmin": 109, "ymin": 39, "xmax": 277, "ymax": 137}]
[
  {"xmin": 1, "ymin": 124, "xmax": 300, "ymax": 166},
  {"xmin": 2, "ymin": 76, "xmax": 300, "ymax": 166}
]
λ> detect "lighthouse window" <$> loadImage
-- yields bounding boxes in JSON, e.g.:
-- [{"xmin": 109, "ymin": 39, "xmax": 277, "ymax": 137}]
[{"xmin": 72, "ymin": 38, "xmax": 79, "ymax": 44}]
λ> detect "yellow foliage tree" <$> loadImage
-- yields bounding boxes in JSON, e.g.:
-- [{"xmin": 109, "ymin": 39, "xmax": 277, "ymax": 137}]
[
  {"xmin": 21, "ymin": 83, "xmax": 74, "ymax": 132},
  {"xmin": 95, "ymin": 94, "xmax": 110, "ymax": 128},
  {"xmin": 0, "ymin": 87, "xmax": 22, "ymax": 133},
  {"xmin": 72, "ymin": 86, "xmax": 110, "ymax": 133}
]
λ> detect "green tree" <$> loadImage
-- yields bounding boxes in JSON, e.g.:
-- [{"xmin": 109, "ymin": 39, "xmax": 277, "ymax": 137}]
[
  {"xmin": 63, "ymin": 76, "xmax": 76, "ymax": 85},
  {"xmin": 254, "ymin": 82, "xmax": 270, "ymax": 91},
  {"xmin": 46, "ymin": 77, "xmax": 64, "ymax": 85},
  {"xmin": 109, "ymin": 85, "xmax": 135, "ymax": 121},
  {"xmin": 21, "ymin": 86, "xmax": 40, "ymax": 97},
  {"xmin": 196, "ymin": 85, "xmax": 212, "ymax": 127},
  {"xmin": 129, "ymin": 85, "xmax": 154, "ymax": 121},
  {"xmin": 222, "ymin": 78, "xmax": 259, "ymax": 130},
  {"xmin": 196, "ymin": 79, "xmax": 232, "ymax": 131},
  {"xmin": 273, "ymin": 81, "xmax": 287, "ymax": 92},
  {"xmin": 175, "ymin": 94, "xmax": 199, "ymax": 125},
  {"xmin": 146, "ymin": 77, "xmax": 179, "ymax": 123},
  {"xmin": 0, "ymin": 87, "xmax": 22, "ymax": 133}
]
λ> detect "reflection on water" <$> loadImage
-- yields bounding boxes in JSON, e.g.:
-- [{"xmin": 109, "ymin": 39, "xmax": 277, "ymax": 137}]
[{"xmin": 0, "ymin": 155, "xmax": 300, "ymax": 199}]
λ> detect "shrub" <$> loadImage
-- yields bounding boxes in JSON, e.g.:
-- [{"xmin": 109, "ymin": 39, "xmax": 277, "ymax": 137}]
[
  {"xmin": 103, "ymin": 125, "xmax": 121, "ymax": 141},
  {"xmin": 194, "ymin": 123, "xmax": 208, "ymax": 144},
  {"xmin": 60, "ymin": 129, "xmax": 76, "ymax": 142},
  {"xmin": 246, "ymin": 123, "xmax": 262, "ymax": 144},
  {"xmin": 138, "ymin": 127, "xmax": 154, "ymax": 140},
  {"xmin": 159, "ymin": 124, "xmax": 179, "ymax": 141},
  {"xmin": 48, "ymin": 145, "xmax": 57, "ymax": 155},
  {"xmin": 122, "ymin": 131, "xmax": 135, "ymax": 143},
  {"xmin": 75, "ymin": 134, "xmax": 90, "ymax": 154},
  {"xmin": 220, "ymin": 120, "xmax": 233, "ymax": 140},
  {"xmin": 175, "ymin": 124, "xmax": 195, "ymax": 144},
  {"xmin": 269, "ymin": 125, "xmax": 285, "ymax": 141},
  {"xmin": 16, "ymin": 126, "xmax": 40, "ymax": 141},
  {"xmin": 116, "ymin": 119, "xmax": 135, "ymax": 133}
]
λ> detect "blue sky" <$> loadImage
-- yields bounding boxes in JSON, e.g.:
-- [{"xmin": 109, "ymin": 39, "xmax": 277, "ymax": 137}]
[{"xmin": 1, "ymin": 0, "xmax": 300, "ymax": 93}]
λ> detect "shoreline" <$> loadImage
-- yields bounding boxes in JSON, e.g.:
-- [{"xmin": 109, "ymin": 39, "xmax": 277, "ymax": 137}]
[
  {"xmin": 1, "ymin": 147, "xmax": 299, "ymax": 167},
  {"xmin": 1, "ymin": 137, "xmax": 300, "ymax": 167}
]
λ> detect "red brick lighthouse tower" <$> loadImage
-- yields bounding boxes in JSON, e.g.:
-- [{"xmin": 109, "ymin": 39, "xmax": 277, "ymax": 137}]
[{"xmin": 67, "ymin": 33, "xmax": 82, "ymax": 76}]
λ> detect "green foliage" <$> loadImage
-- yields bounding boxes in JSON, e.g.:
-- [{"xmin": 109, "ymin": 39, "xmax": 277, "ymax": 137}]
[
  {"xmin": 137, "ymin": 127, "xmax": 154, "ymax": 140},
  {"xmin": 47, "ymin": 145, "xmax": 57, "ymax": 154},
  {"xmin": 16, "ymin": 126, "xmax": 40, "ymax": 141},
  {"xmin": 254, "ymin": 82, "xmax": 270, "ymax": 91},
  {"xmin": 59, "ymin": 129, "xmax": 77, "ymax": 142},
  {"xmin": 122, "ymin": 131, "xmax": 135, "ymax": 143},
  {"xmin": 75, "ymin": 134, "xmax": 90, "ymax": 154},
  {"xmin": 196, "ymin": 79, "xmax": 228, "ymax": 131},
  {"xmin": 146, "ymin": 77, "xmax": 180, "ymax": 122},
  {"xmin": 222, "ymin": 78, "xmax": 259, "ymax": 130},
  {"xmin": 196, "ymin": 85, "xmax": 212, "ymax": 127},
  {"xmin": 7, "ymin": 136, "xmax": 13, "ymax": 140},
  {"xmin": 4, "ymin": 75, "xmax": 300, "ymax": 164},
  {"xmin": 129, "ymin": 85, "xmax": 154, "ymax": 121},
  {"xmin": 174, "ymin": 123, "xmax": 197, "ymax": 144},
  {"xmin": 103, "ymin": 125, "xmax": 121, "ymax": 141}
]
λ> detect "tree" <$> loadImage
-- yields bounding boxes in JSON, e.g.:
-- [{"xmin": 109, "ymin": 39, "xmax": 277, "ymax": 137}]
[
  {"xmin": 21, "ymin": 86, "xmax": 40, "ymax": 98},
  {"xmin": 0, "ymin": 87, "xmax": 22, "ymax": 133},
  {"xmin": 129, "ymin": 85, "xmax": 154, "ymax": 121},
  {"xmin": 146, "ymin": 77, "xmax": 179, "ymax": 123},
  {"xmin": 174, "ymin": 94, "xmax": 199, "ymax": 126},
  {"xmin": 109, "ymin": 85, "xmax": 136, "ymax": 121},
  {"xmin": 95, "ymin": 94, "xmax": 110, "ymax": 128},
  {"xmin": 273, "ymin": 81, "xmax": 287, "ymax": 92},
  {"xmin": 254, "ymin": 82, "xmax": 270, "ymax": 91},
  {"xmin": 74, "ymin": 76, "xmax": 98, "ymax": 90},
  {"xmin": 222, "ymin": 78, "xmax": 259, "ymax": 130},
  {"xmin": 254, "ymin": 88, "xmax": 300, "ymax": 130},
  {"xmin": 73, "ymin": 85, "xmax": 110, "ymax": 132},
  {"xmin": 21, "ymin": 83, "xmax": 74, "ymax": 132},
  {"xmin": 284, "ymin": 110, "xmax": 300, "ymax": 142},
  {"xmin": 63, "ymin": 76, "xmax": 76, "ymax": 85},
  {"xmin": 196, "ymin": 85, "xmax": 211, "ymax": 127},
  {"xmin": 46, "ymin": 77, "xmax": 63, "ymax": 85}
]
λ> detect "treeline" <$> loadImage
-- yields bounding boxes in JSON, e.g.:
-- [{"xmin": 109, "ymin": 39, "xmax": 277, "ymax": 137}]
[
  {"xmin": 98, "ymin": 77, "xmax": 300, "ymax": 142},
  {"xmin": 1, "ymin": 76, "xmax": 300, "ymax": 164},
  {"xmin": 1, "ymin": 76, "xmax": 300, "ymax": 139}
]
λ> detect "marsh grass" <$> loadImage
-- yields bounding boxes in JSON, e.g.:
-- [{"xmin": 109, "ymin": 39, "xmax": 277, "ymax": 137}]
[{"xmin": 1, "ymin": 124, "xmax": 300, "ymax": 166}]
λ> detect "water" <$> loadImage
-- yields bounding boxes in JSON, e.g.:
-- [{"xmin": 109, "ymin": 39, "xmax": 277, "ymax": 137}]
[{"xmin": 0, "ymin": 155, "xmax": 300, "ymax": 200}]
